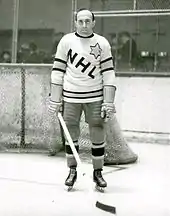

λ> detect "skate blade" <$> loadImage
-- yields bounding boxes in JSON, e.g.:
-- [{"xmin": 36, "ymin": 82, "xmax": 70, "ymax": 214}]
[
  {"xmin": 64, "ymin": 185, "xmax": 73, "ymax": 192},
  {"xmin": 95, "ymin": 185, "xmax": 105, "ymax": 193},
  {"xmin": 65, "ymin": 182, "xmax": 77, "ymax": 192},
  {"xmin": 67, "ymin": 186, "xmax": 73, "ymax": 192}
]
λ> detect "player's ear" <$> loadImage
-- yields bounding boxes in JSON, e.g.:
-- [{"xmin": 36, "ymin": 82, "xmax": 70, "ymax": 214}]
[
  {"xmin": 74, "ymin": 20, "xmax": 78, "ymax": 28},
  {"xmin": 92, "ymin": 20, "xmax": 96, "ymax": 28}
]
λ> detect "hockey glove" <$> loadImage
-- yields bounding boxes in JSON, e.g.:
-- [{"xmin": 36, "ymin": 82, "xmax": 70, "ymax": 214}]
[
  {"xmin": 101, "ymin": 103, "xmax": 116, "ymax": 122},
  {"xmin": 48, "ymin": 100, "xmax": 62, "ymax": 116}
]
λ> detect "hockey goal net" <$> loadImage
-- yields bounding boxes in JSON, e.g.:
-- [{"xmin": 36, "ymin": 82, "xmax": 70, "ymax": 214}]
[{"xmin": 0, "ymin": 64, "xmax": 137, "ymax": 165}]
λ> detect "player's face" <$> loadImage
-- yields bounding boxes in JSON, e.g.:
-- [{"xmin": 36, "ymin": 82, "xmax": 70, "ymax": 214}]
[{"xmin": 75, "ymin": 11, "xmax": 95, "ymax": 36}]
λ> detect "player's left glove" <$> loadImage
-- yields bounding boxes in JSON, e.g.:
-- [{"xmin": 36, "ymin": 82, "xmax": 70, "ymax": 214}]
[
  {"xmin": 101, "ymin": 85, "xmax": 117, "ymax": 122},
  {"xmin": 101, "ymin": 103, "xmax": 116, "ymax": 122}
]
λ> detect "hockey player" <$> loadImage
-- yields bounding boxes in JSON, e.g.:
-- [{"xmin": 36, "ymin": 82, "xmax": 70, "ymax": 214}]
[{"xmin": 49, "ymin": 8, "xmax": 116, "ymax": 191}]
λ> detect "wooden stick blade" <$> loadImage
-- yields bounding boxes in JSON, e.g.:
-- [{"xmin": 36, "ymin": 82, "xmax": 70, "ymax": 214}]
[{"xmin": 96, "ymin": 201, "xmax": 116, "ymax": 214}]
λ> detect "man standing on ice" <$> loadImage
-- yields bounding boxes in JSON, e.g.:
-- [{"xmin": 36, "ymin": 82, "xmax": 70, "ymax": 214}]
[{"xmin": 49, "ymin": 8, "xmax": 116, "ymax": 191}]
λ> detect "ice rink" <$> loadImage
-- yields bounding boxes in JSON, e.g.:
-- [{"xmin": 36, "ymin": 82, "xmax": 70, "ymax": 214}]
[{"xmin": 0, "ymin": 142, "xmax": 170, "ymax": 216}]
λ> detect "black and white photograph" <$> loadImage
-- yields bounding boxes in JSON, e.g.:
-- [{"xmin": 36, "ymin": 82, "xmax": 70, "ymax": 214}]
[{"xmin": 0, "ymin": 0, "xmax": 170, "ymax": 215}]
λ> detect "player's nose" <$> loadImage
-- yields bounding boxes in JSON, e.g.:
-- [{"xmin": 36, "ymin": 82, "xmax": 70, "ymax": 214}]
[{"xmin": 83, "ymin": 22, "xmax": 87, "ymax": 27}]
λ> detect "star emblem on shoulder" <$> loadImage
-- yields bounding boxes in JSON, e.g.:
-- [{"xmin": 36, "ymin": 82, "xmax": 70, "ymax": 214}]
[{"xmin": 90, "ymin": 43, "xmax": 102, "ymax": 59}]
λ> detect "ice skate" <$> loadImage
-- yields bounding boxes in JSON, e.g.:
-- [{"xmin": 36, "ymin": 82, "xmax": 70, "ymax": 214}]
[
  {"xmin": 93, "ymin": 169, "xmax": 107, "ymax": 192},
  {"xmin": 65, "ymin": 167, "xmax": 77, "ymax": 191}
]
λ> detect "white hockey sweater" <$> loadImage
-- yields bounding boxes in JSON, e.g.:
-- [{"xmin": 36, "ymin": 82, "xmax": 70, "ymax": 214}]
[{"xmin": 51, "ymin": 32, "xmax": 116, "ymax": 103}]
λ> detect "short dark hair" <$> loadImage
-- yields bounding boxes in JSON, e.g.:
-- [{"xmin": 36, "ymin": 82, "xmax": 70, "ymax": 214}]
[{"xmin": 75, "ymin": 8, "xmax": 95, "ymax": 21}]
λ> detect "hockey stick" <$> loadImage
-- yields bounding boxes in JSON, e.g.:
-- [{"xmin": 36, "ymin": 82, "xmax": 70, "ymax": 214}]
[
  {"xmin": 58, "ymin": 112, "xmax": 116, "ymax": 214},
  {"xmin": 57, "ymin": 112, "xmax": 83, "ymax": 169}
]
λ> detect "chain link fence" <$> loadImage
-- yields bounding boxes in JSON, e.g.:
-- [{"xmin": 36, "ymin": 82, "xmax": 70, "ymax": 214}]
[
  {"xmin": 0, "ymin": 67, "xmax": 21, "ymax": 150},
  {"xmin": 0, "ymin": 65, "xmax": 64, "ymax": 153}
]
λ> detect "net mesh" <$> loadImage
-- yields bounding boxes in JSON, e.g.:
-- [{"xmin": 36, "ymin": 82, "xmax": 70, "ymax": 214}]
[
  {"xmin": 0, "ymin": 65, "xmax": 137, "ymax": 165},
  {"xmin": 0, "ymin": 68, "xmax": 21, "ymax": 150}
]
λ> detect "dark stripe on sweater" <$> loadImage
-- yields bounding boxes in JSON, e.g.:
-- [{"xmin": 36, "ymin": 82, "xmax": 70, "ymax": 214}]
[
  {"xmin": 101, "ymin": 67, "xmax": 114, "ymax": 74},
  {"xmin": 100, "ymin": 57, "xmax": 113, "ymax": 64},
  {"xmin": 52, "ymin": 68, "xmax": 66, "ymax": 73},
  {"xmin": 54, "ymin": 58, "xmax": 67, "ymax": 64},
  {"xmin": 63, "ymin": 94, "xmax": 103, "ymax": 99},
  {"xmin": 63, "ymin": 88, "xmax": 103, "ymax": 94}
]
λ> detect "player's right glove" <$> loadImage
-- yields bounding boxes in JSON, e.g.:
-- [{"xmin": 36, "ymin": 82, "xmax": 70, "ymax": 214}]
[
  {"xmin": 48, "ymin": 100, "xmax": 62, "ymax": 115},
  {"xmin": 48, "ymin": 83, "xmax": 63, "ymax": 116}
]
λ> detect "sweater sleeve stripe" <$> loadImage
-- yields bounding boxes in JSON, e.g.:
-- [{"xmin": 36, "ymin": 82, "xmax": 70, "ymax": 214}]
[
  {"xmin": 100, "ymin": 57, "xmax": 113, "ymax": 64},
  {"xmin": 52, "ymin": 68, "xmax": 66, "ymax": 73},
  {"xmin": 101, "ymin": 67, "xmax": 114, "ymax": 74},
  {"xmin": 54, "ymin": 58, "xmax": 67, "ymax": 64}
]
